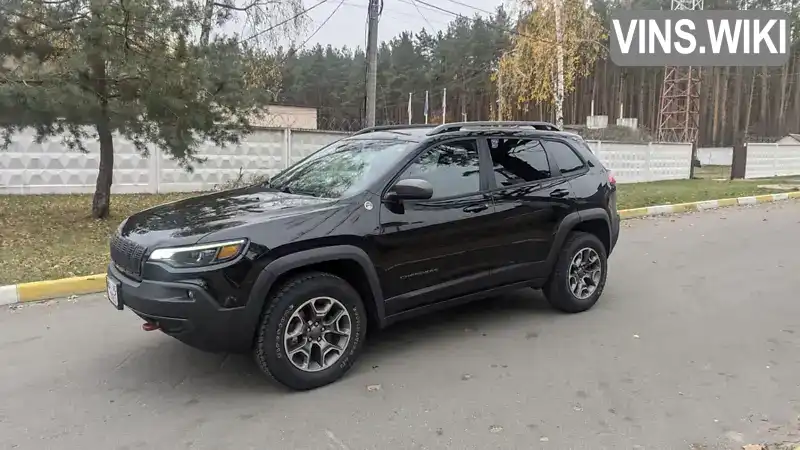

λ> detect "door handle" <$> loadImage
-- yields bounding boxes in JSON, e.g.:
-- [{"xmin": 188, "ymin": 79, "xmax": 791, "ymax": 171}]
[
  {"xmin": 550, "ymin": 189, "xmax": 570, "ymax": 198},
  {"xmin": 463, "ymin": 204, "xmax": 489, "ymax": 213}
]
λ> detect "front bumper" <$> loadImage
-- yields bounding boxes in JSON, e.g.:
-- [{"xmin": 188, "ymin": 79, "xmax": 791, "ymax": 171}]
[{"xmin": 107, "ymin": 264, "xmax": 257, "ymax": 353}]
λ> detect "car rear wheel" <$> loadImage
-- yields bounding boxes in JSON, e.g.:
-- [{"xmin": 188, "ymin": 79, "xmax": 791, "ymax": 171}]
[
  {"xmin": 544, "ymin": 231, "xmax": 608, "ymax": 313},
  {"xmin": 254, "ymin": 271, "xmax": 367, "ymax": 390}
]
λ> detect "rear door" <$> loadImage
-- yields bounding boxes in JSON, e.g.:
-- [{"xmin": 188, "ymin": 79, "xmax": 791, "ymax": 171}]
[{"xmin": 486, "ymin": 136, "xmax": 579, "ymax": 284}]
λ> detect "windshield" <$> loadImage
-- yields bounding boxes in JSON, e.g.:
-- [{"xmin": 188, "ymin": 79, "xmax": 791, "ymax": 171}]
[{"xmin": 267, "ymin": 138, "xmax": 415, "ymax": 198}]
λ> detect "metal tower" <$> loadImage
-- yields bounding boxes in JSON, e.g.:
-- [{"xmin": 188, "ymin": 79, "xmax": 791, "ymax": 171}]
[{"xmin": 656, "ymin": 0, "xmax": 704, "ymax": 143}]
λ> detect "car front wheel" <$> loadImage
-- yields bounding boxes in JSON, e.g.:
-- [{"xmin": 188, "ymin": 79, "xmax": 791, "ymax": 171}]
[
  {"xmin": 254, "ymin": 271, "xmax": 367, "ymax": 390},
  {"xmin": 545, "ymin": 231, "xmax": 608, "ymax": 313}
]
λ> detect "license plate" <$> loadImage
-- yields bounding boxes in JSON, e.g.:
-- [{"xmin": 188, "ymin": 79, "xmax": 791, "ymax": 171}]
[{"xmin": 107, "ymin": 278, "xmax": 122, "ymax": 310}]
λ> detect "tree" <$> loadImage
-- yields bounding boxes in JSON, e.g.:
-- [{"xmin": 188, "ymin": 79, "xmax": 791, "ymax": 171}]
[
  {"xmin": 0, "ymin": 0, "xmax": 279, "ymax": 218},
  {"xmin": 497, "ymin": 0, "xmax": 604, "ymax": 128}
]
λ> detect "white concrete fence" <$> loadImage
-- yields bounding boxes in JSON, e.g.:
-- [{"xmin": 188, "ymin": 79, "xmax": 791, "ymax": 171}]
[
  {"xmin": 0, "ymin": 128, "xmax": 698, "ymax": 194},
  {"xmin": 744, "ymin": 143, "xmax": 800, "ymax": 179}
]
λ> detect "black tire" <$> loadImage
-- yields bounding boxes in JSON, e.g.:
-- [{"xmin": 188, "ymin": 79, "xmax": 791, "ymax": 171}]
[
  {"xmin": 544, "ymin": 231, "xmax": 608, "ymax": 313},
  {"xmin": 253, "ymin": 271, "xmax": 367, "ymax": 391}
]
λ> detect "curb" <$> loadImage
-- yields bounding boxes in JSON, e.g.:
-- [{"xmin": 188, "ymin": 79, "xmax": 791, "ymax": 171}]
[
  {"xmin": 617, "ymin": 191, "xmax": 800, "ymax": 219},
  {"xmin": 0, "ymin": 274, "xmax": 107, "ymax": 307},
  {"xmin": 2, "ymin": 191, "xmax": 799, "ymax": 307}
]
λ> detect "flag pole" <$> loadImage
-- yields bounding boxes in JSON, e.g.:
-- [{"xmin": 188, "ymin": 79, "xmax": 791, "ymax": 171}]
[
  {"xmin": 442, "ymin": 88, "xmax": 447, "ymax": 124},
  {"xmin": 424, "ymin": 90, "xmax": 429, "ymax": 125},
  {"xmin": 408, "ymin": 92, "xmax": 412, "ymax": 124}
]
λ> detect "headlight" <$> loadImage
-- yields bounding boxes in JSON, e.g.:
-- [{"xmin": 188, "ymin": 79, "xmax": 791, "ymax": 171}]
[{"xmin": 148, "ymin": 239, "xmax": 247, "ymax": 268}]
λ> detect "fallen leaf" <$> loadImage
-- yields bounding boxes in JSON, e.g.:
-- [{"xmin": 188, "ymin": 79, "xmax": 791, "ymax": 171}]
[{"xmin": 366, "ymin": 384, "xmax": 381, "ymax": 392}]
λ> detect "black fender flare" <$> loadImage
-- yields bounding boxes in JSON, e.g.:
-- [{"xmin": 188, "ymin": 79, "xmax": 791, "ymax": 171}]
[
  {"xmin": 545, "ymin": 208, "xmax": 611, "ymax": 267},
  {"xmin": 244, "ymin": 245, "xmax": 387, "ymax": 331}
]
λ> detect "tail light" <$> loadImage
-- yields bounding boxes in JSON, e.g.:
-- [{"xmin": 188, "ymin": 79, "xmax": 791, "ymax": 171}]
[{"xmin": 608, "ymin": 172, "xmax": 616, "ymax": 185}]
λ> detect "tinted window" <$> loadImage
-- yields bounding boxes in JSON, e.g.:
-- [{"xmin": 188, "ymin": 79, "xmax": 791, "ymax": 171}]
[
  {"xmin": 488, "ymin": 138, "xmax": 551, "ymax": 186},
  {"xmin": 398, "ymin": 140, "xmax": 480, "ymax": 199},
  {"xmin": 544, "ymin": 140, "xmax": 585, "ymax": 175}
]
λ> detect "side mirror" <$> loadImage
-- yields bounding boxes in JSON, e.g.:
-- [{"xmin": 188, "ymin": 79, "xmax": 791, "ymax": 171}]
[{"xmin": 387, "ymin": 178, "xmax": 433, "ymax": 201}]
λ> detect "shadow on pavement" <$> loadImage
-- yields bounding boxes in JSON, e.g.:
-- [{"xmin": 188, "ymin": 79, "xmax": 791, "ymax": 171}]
[{"xmin": 111, "ymin": 287, "xmax": 558, "ymax": 395}]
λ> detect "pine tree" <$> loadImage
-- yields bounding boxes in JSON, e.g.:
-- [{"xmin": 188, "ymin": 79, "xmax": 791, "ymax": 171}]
[{"xmin": 0, "ymin": 0, "xmax": 279, "ymax": 218}]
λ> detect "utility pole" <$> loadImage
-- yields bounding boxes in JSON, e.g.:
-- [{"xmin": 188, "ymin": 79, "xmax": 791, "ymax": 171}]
[{"xmin": 365, "ymin": 0, "xmax": 381, "ymax": 128}]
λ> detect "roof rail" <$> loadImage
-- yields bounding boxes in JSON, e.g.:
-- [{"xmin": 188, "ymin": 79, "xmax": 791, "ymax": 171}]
[
  {"xmin": 426, "ymin": 121, "xmax": 561, "ymax": 136},
  {"xmin": 352, "ymin": 124, "xmax": 436, "ymax": 136}
]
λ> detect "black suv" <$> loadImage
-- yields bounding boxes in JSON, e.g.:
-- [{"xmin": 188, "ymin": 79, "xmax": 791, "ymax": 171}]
[{"xmin": 106, "ymin": 121, "xmax": 620, "ymax": 390}]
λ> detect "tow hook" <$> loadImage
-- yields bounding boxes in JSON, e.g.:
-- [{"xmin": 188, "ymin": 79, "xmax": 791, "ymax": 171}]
[{"xmin": 142, "ymin": 322, "xmax": 160, "ymax": 332}]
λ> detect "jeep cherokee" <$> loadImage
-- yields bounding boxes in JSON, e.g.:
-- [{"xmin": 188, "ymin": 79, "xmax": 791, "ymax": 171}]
[{"xmin": 106, "ymin": 121, "xmax": 620, "ymax": 391}]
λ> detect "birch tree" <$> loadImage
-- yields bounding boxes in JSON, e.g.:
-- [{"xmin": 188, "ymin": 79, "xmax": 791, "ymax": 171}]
[{"xmin": 497, "ymin": 0, "xmax": 604, "ymax": 128}]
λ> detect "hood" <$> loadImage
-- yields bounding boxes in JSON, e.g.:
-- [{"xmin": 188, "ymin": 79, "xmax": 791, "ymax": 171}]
[{"xmin": 119, "ymin": 185, "xmax": 337, "ymax": 248}]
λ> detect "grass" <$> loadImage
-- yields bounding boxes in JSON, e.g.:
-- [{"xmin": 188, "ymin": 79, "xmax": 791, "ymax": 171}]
[
  {"xmin": 616, "ymin": 175, "xmax": 798, "ymax": 209},
  {"xmin": 1, "ymin": 175, "xmax": 799, "ymax": 285},
  {"xmin": 0, "ymin": 193, "xmax": 190, "ymax": 286},
  {"xmin": 693, "ymin": 164, "xmax": 732, "ymax": 180}
]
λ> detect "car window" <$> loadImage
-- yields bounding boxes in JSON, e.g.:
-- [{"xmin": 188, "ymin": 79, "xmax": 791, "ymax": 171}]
[
  {"xmin": 397, "ymin": 139, "xmax": 481, "ymax": 199},
  {"xmin": 543, "ymin": 140, "xmax": 585, "ymax": 175},
  {"xmin": 268, "ymin": 138, "xmax": 414, "ymax": 198},
  {"xmin": 488, "ymin": 138, "xmax": 551, "ymax": 187}
]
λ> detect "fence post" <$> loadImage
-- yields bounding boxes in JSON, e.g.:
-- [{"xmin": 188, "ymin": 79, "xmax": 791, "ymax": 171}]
[
  {"xmin": 773, "ymin": 142, "xmax": 779, "ymax": 177},
  {"xmin": 149, "ymin": 145, "xmax": 160, "ymax": 194},
  {"xmin": 283, "ymin": 128, "xmax": 292, "ymax": 169}
]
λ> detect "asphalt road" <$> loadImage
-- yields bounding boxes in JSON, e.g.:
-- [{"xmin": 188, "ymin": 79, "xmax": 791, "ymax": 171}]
[{"xmin": 3, "ymin": 201, "xmax": 800, "ymax": 450}]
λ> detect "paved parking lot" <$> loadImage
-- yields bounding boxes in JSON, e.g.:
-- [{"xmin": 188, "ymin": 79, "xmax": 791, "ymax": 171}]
[{"xmin": 2, "ymin": 200, "xmax": 800, "ymax": 450}]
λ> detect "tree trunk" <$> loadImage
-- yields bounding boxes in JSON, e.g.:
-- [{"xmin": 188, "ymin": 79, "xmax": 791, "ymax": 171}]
[
  {"xmin": 731, "ymin": 66, "xmax": 743, "ymax": 141},
  {"xmin": 93, "ymin": 115, "xmax": 115, "ymax": 219},
  {"xmin": 638, "ymin": 68, "xmax": 645, "ymax": 124},
  {"xmin": 553, "ymin": 0, "xmax": 565, "ymax": 128},
  {"xmin": 794, "ymin": 51, "xmax": 800, "ymax": 126},
  {"xmin": 200, "ymin": 0, "xmax": 215, "ymax": 47},
  {"xmin": 778, "ymin": 60, "xmax": 788, "ymax": 132},
  {"xmin": 745, "ymin": 69, "xmax": 756, "ymax": 137},
  {"xmin": 711, "ymin": 67, "xmax": 720, "ymax": 145},
  {"xmin": 759, "ymin": 65, "xmax": 768, "ymax": 135},
  {"xmin": 91, "ymin": 73, "xmax": 113, "ymax": 218},
  {"xmin": 719, "ymin": 66, "xmax": 730, "ymax": 145},
  {"xmin": 88, "ymin": 0, "xmax": 114, "ymax": 219}
]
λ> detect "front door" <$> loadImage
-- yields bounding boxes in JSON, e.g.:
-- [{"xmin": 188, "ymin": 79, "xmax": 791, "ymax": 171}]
[
  {"xmin": 486, "ymin": 137, "xmax": 578, "ymax": 284},
  {"xmin": 374, "ymin": 138, "xmax": 499, "ymax": 315}
]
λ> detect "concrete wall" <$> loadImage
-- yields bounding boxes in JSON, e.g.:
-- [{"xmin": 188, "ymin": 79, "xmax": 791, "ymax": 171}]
[
  {"xmin": 0, "ymin": 130, "xmax": 694, "ymax": 194},
  {"xmin": 0, "ymin": 128, "xmax": 346, "ymax": 194},
  {"xmin": 587, "ymin": 141, "xmax": 693, "ymax": 184},
  {"xmin": 744, "ymin": 143, "xmax": 800, "ymax": 179},
  {"xmin": 697, "ymin": 147, "xmax": 733, "ymax": 166}
]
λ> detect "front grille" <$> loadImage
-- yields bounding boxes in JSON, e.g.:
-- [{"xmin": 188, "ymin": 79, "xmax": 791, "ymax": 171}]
[{"xmin": 110, "ymin": 234, "xmax": 147, "ymax": 279}]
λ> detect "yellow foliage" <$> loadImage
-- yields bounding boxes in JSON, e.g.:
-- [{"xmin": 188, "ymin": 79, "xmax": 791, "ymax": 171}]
[{"xmin": 499, "ymin": 0, "xmax": 604, "ymax": 107}]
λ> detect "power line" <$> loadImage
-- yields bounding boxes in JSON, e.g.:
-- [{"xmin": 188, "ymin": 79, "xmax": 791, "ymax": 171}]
[
  {"xmin": 340, "ymin": 1, "xmax": 449, "ymax": 25},
  {"xmin": 440, "ymin": 0, "xmax": 493, "ymax": 15},
  {"xmin": 242, "ymin": 0, "xmax": 330, "ymax": 43},
  {"xmin": 293, "ymin": 0, "xmax": 346, "ymax": 52},
  {"xmin": 409, "ymin": 0, "xmax": 437, "ymax": 30}
]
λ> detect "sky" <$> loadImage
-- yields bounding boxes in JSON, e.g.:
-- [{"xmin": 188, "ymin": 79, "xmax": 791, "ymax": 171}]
[{"xmin": 225, "ymin": 0, "xmax": 509, "ymax": 51}]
